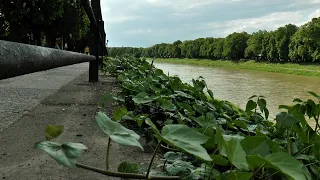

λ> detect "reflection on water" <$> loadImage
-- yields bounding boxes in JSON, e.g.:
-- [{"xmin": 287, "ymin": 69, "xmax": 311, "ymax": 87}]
[{"xmin": 154, "ymin": 62, "xmax": 320, "ymax": 122}]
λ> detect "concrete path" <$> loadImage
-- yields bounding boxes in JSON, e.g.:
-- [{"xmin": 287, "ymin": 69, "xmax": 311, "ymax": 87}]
[
  {"xmin": 0, "ymin": 63, "xmax": 89, "ymax": 132},
  {"xmin": 0, "ymin": 65, "xmax": 156, "ymax": 180}
]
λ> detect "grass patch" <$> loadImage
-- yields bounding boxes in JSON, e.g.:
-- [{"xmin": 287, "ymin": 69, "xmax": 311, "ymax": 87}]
[{"xmin": 151, "ymin": 58, "xmax": 320, "ymax": 77}]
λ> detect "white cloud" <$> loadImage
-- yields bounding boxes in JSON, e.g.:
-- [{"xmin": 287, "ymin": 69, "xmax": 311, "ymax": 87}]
[
  {"xmin": 308, "ymin": 9, "xmax": 320, "ymax": 19},
  {"xmin": 125, "ymin": 29, "xmax": 152, "ymax": 35},
  {"xmin": 144, "ymin": 0, "xmax": 234, "ymax": 9},
  {"xmin": 106, "ymin": 15, "xmax": 141, "ymax": 24},
  {"xmin": 209, "ymin": 11, "xmax": 304, "ymax": 36}
]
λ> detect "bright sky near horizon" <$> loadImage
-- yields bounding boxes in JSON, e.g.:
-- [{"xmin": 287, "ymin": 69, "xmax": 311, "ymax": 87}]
[{"xmin": 101, "ymin": 0, "xmax": 320, "ymax": 47}]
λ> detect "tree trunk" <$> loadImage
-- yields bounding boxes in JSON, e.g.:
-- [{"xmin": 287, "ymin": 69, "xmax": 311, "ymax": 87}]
[{"xmin": 8, "ymin": 22, "xmax": 22, "ymax": 43}]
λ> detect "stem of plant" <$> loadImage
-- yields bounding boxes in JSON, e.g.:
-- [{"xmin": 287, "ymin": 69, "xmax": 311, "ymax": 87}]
[
  {"xmin": 264, "ymin": 171, "xmax": 278, "ymax": 179},
  {"xmin": 315, "ymin": 116, "xmax": 319, "ymax": 133},
  {"xmin": 76, "ymin": 163, "xmax": 179, "ymax": 180},
  {"xmin": 250, "ymin": 163, "xmax": 265, "ymax": 180},
  {"xmin": 106, "ymin": 137, "xmax": 111, "ymax": 170},
  {"xmin": 294, "ymin": 144, "xmax": 314, "ymax": 157},
  {"xmin": 305, "ymin": 161, "xmax": 320, "ymax": 167},
  {"xmin": 287, "ymin": 127, "xmax": 292, "ymax": 155},
  {"xmin": 147, "ymin": 140, "xmax": 162, "ymax": 179},
  {"xmin": 162, "ymin": 160, "xmax": 167, "ymax": 171}
]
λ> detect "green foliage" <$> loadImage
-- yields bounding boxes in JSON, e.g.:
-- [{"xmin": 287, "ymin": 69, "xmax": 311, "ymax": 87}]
[
  {"xmin": 113, "ymin": 107, "xmax": 128, "ymax": 122},
  {"xmin": 289, "ymin": 18, "xmax": 320, "ymax": 62},
  {"xmin": 35, "ymin": 141, "xmax": 87, "ymax": 168},
  {"xmin": 245, "ymin": 30, "xmax": 267, "ymax": 58},
  {"xmin": 248, "ymin": 152, "xmax": 312, "ymax": 180},
  {"xmin": 45, "ymin": 125, "xmax": 64, "ymax": 141},
  {"xmin": 100, "ymin": 56, "xmax": 320, "ymax": 179},
  {"xmin": 35, "ymin": 55, "xmax": 320, "ymax": 179},
  {"xmin": 223, "ymin": 32, "xmax": 250, "ymax": 59},
  {"xmin": 117, "ymin": 161, "xmax": 140, "ymax": 173},
  {"xmin": 95, "ymin": 112, "xmax": 143, "ymax": 150}
]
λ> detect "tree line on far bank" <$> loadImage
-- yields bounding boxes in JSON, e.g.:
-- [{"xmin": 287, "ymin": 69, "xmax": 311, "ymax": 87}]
[{"xmin": 109, "ymin": 17, "xmax": 320, "ymax": 63}]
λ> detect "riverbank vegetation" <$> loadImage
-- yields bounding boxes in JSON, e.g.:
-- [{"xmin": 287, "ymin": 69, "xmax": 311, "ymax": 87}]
[
  {"xmin": 35, "ymin": 56, "xmax": 320, "ymax": 179},
  {"xmin": 153, "ymin": 58, "xmax": 320, "ymax": 77},
  {"xmin": 109, "ymin": 18, "xmax": 320, "ymax": 64}
]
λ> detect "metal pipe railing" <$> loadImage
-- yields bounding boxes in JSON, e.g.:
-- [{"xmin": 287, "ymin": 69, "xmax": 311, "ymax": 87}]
[
  {"xmin": 0, "ymin": 40, "xmax": 95, "ymax": 80},
  {"xmin": 0, "ymin": 0, "xmax": 106, "ymax": 82}
]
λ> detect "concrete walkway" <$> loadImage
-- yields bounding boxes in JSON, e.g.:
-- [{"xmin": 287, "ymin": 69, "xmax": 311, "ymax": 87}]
[
  {"xmin": 0, "ymin": 64, "xmax": 155, "ymax": 180},
  {"xmin": 0, "ymin": 63, "xmax": 89, "ymax": 132}
]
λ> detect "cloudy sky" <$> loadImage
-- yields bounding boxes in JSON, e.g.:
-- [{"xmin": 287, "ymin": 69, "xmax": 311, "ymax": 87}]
[{"xmin": 101, "ymin": 0, "xmax": 320, "ymax": 47}]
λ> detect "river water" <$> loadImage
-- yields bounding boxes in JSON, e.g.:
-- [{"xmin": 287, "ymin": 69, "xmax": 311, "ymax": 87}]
[{"xmin": 154, "ymin": 62, "xmax": 320, "ymax": 120}]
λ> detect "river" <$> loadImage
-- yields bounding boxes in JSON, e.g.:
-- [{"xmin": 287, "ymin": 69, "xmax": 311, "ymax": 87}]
[{"xmin": 154, "ymin": 62, "xmax": 320, "ymax": 121}]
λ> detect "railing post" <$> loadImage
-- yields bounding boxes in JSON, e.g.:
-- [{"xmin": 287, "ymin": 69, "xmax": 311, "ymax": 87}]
[
  {"xmin": 88, "ymin": 0, "xmax": 100, "ymax": 82},
  {"xmin": 81, "ymin": 0, "xmax": 105, "ymax": 82},
  {"xmin": 88, "ymin": 28, "xmax": 99, "ymax": 82}
]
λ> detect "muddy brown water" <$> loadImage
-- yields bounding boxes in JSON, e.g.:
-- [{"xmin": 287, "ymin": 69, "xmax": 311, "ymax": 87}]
[{"xmin": 154, "ymin": 62, "xmax": 320, "ymax": 125}]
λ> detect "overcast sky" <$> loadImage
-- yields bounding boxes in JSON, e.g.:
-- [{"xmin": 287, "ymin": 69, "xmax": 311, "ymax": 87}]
[{"xmin": 101, "ymin": 0, "xmax": 320, "ymax": 47}]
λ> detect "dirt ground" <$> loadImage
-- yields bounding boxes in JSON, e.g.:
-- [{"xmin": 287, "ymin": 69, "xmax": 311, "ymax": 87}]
[{"xmin": 0, "ymin": 72, "xmax": 161, "ymax": 180}]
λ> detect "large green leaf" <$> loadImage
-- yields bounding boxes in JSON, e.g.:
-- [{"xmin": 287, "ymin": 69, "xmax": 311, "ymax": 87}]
[
  {"xmin": 267, "ymin": 152, "xmax": 312, "ymax": 180},
  {"xmin": 132, "ymin": 92, "xmax": 156, "ymax": 104},
  {"xmin": 246, "ymin": 155, "xmax": 265, "ymax": 171},
  {"xmin": 197, "ymin": 126, "xmax": 215, "ymax": 150},
  {"xmin": 157, "ymin": 98, "xmax": 176, "ymax": 111},
  {"xmin": 245, "ymin": 100, "xmax": 257, "ymax": 112},
  {"xmin": 240, "ymin": 136, "xmax": 270, "ymax": 157},
  {"xmin": 145, "ymin": 118, "xmax": 162, "ymax": 139},
  {"xmin": 95, "ymin": 112, "xmax": 143, "ymax": 150},
  {"xmin": 275, "ymin": 112, "xmax": 299, "ymax": 127},
  {"xmin": 161, "ymin": 124, "xmax": 212, "ymax": 162},
  {"xmin": 45, "ymin": 125, "xmax": 64, "ymax": 141},
  {"xmin": 166, "ymin": 160, "xmax": 194, "ymax": 176},
  {"xmin": 247, "ymin": 153, "xmax": 311, "ymax": 180},
  {"xmin": 113, "ymin": 107, "xmax": 128, "ymax": 122},
  {"xmin": 192, "ymin": 79, "xmax": 206, "ymax": 92},
  {"xmin": 194, "ymin": 113, "xmax": 216, "ymax": 127},
  {"xmin": 118, "ymin": 161, "xmax": 140, "ymax": 173},
  {"xmin": 177, "ymin": 102, "xmax": 193, "ymax": 112},
  {"xmin": 227, "ymin": 172, "xmax": 252, "ymax": 180},
  {"xmin": 223, "ymin": 137, "xmax": 249, "ymax": 171},
  {"xmin": 164, "ymin": 151, "xmax": 184, "ymax": 162},
  {"xmin": 174, "ymin": 91, "xmax": 194, "ymax": 99},
  {"xmin": 257, "ymin": 98, "xmax": 267, "ymax": 112},
  {"xmin": 290, "ymin": 107, "xmax": 308, "ymax": 127},
  {"xmin": 308, "ymin": 91, "xmax": 320, "ymax": 100},
  {"xmin": 210, "ymin": 154, "xmax": 229, "ymax": 166},
  {"xmin": 313, "ymin": 134, "xmax": 320, "ymax": 161},
  {"xmin": 207, "ymin": 90, "xmax": 214, "ymax": 100},
  {"xmin": 35, "ymin": 141, "xmax": 87, "ymax": 168}
]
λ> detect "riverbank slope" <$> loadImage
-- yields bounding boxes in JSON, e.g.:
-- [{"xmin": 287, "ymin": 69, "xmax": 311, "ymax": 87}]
[{"xmin": 151, "ymin": 58, "xmax": 320, "ymax": 77}]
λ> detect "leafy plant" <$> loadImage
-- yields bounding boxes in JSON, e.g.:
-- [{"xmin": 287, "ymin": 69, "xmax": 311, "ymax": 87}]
[{"xmin": 34, "ymin": 55, "xmax": 320, "ymax": 179}]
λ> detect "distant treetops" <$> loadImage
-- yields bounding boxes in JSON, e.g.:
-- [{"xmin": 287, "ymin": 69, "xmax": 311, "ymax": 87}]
[{"xmin": 109, "ymin": 18, "xmax": 320, "ymax": 63}]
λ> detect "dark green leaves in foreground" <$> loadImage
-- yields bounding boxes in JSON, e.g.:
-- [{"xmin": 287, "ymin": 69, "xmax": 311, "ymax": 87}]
[
  {"xmin": 146, "ymin": 119, "xmax": 211, "ymax": 162},
  {"xmin": 248, "ymin": 152, "xmax": 311, "ymax": 180},
  {"xmin": 35, "ymin": 141, "xmax": 87, "ymax": 168},
  {"xmin": 101, "ymin": 57, "xmax": 319, "ymax": 179},
  {"xmin": 35, "ymin": 125, "xmax": 87, "ymax": 168},
  {"xmin": 118, "ymin": 161, "xmax": 140, "ymax": 173},
  {"xmin": 95, "ymin": 112, "xmax": 143, "ymax": 150},
  {"xmin": 113, "ymin": 107, "xmax": 128, "ymax": 121}
]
